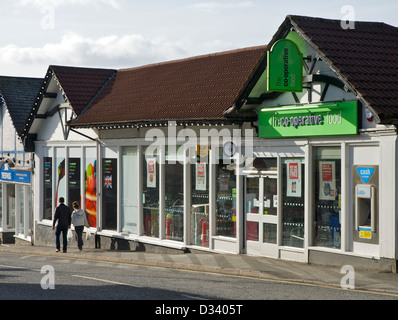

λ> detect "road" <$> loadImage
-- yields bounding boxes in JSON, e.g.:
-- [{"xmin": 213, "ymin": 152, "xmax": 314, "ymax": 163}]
[{"xmin": 0, "ymin": 252, "xmax": 397, "ymax": 304}]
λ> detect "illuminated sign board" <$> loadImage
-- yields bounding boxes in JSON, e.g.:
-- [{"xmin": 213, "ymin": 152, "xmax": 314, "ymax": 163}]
[
  {"xmin": 259, "ymin": 101, "xmax": 358, "ymax": 138},
  {"xmin": 267, "ymin": 39, "xmax": 303, "ymax": 92}
]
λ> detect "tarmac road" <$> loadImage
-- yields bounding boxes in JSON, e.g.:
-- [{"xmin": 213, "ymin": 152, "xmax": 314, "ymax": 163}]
[{"xmin": 0, "ymin": 250, "xmax": 397, "ymax": 302}]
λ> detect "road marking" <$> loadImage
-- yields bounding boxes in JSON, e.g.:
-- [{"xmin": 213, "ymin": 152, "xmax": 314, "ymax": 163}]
[{"xmin": 72, "ymin": 274, "xmax": 142, "ymax": 288}]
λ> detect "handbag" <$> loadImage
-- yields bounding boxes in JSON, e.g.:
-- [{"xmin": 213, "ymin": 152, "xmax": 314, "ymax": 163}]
[
  {"xmin": 67, "ymin": 229, "xmax": 73, "ymax": 242},
  {"xmin": 86, "ymin": 228, "xmax": 92, "ymax": 241}
]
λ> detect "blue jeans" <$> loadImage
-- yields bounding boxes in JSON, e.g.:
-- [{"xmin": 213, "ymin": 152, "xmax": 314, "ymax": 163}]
[{"xmin": 55, "ymin": 226, "xmax": 68, "ymax": 252}]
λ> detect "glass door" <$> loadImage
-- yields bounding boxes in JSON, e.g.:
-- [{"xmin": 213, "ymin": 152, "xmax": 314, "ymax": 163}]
[{"xmin": 245, "ymin": 174, "xmax": 278, "ymax": 257}]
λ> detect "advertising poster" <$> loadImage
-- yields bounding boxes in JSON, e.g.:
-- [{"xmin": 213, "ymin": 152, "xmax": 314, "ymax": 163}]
[
  {"xmin": 196, "ymin": 163, "xmax": 207, "ymax": 191},
  {"xmin": 319, "ymin": 161, "xmax": 336, "ymax": 200},
  {"xmin": 286, "ymin": 160, "xmax": 301, "ymax": 197},
  {"xmin": 102, "ymin": 159, "xmax": 117, "ymax": 230},
  {"xmin": 85, "ymin": 159, "xmax": 97, "ymax": 228},
  {"xmin": 55, "ymin": 158, "xmax": 66, "ymax": 206},
  {"xmin": 147, "ymin": 158, "xmax": 156, "ymax": 188},
  {"xmin": 43, "ymin": 157, "xmax": 53, "ymax": 220},
  {"xmin": 68, "ymin": 158, "xmax": 81, "ymax": 207}
]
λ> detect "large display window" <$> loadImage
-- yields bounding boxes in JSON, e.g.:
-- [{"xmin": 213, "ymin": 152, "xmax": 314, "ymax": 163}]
[
  {"xmin": 165, "ymin": 148, "xmax": 184, "ymax": 242},
  {"xmin": 143, "ymin": 146, "xmax": 159, "ymax": 238},
  {"xmin": 282, "ymin": 158, "xmax": 305, "ymax": 248},
  {"xmin": 102, "ymin": 158, "xmax": 118, "ymax": 230},
  {"xmin": 191, "ymin": 148, "xmax": 209, "ymax": 247},
  {"xmin": 84, "ymin": 147, "xmax": 97, "ymax": 228},
  {"xmin": 216, "ymin": 161, "xmax": 237, "ymax": 238},
  {"xmin": 121, "ymin": 147, "xmax": 139, "ymax": 234},
  {"xmin": 313, "ymin": 147, "xmax": 341, "ymax": 248}
]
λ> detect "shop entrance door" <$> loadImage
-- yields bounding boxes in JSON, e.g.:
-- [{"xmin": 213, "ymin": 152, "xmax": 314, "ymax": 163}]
[{"xmin": 245, "ymin": 174, "xmax": 278, "ymax": 257}]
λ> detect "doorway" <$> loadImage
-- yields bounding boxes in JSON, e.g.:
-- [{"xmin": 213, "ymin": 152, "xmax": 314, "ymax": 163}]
[{"xmin": 245, "ymin": 174, "xmax": 278, "ymax": 257}]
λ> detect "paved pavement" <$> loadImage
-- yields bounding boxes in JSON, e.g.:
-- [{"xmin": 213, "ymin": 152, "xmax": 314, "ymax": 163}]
[{"xmin": 1, "ymin": 244, "xmax": 398, "ymax": 297}]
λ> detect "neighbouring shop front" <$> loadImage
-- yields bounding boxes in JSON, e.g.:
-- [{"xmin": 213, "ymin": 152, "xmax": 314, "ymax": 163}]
[{"xmin": 0, "ymin": 161, "xmax": 32, "ymax": 244}]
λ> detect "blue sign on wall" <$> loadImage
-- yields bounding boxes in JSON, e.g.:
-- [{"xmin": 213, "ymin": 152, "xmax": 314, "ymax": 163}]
[
  {"xmin": 0, "ymin": 163, "xmax": 31, "ymax": 184},
  {"xmin": 357, "ymin": 167, "xmax": 375, "ymax": 184}
]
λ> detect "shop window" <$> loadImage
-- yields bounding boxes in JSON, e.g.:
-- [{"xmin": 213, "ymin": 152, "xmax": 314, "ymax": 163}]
[
  {"xmin": 216, "ymin": 161, "xmax": 236, "ymax": 238},
  {"xmin": 0, "ymin": 184, "xmax": 2, "ymax": 229},
  {"xmin": 27, "ymin": 186, "xmax": 32, "ymax": 237},
  {"xmin": 55, "ymin": 148, "xmax": 66, "ymax": 207},
  {"xmin": 282, "ymin": 159, "xmax": 305, "ymax": 248},
  {"xmin": 143, "ymin": 147, "xmax": 159, "ymax": 238},
  {"xmin": 68, "ymin": 158, "xmax": 81, "ymax": 210},
  {"xmin": 84, "ymin": 149, "xmax": 97, "ymax": 228},
  {"xmin": 18, "ymin": 185, "xmax": 24, "ymax": 235},
  {"xmin": 43, "ymin": 157, "xmax": 53, "ymax": 221},
  {"xmin": 165, "ymin": 148, "xmax": 184, "ymax": 242},
  {"xmin": 122, "ymin": 147, "xmax": 139, "ymax": 234},
  {"xmin": 6, "ymin": 184, "xmax": 15, "ymax": 230},
  {"xmin": 102, "ymin": 158, "xmax": 118, "ymax": 230},
  {"xmin": 313, "ymin": 147, "xmax": 341, "ymax": 249},
  {"xmin": 191, "ymin": 147, "xmax": 209, "ymax": 247}
]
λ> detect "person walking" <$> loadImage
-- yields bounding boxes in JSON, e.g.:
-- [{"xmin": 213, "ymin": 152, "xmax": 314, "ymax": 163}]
[
  {"xmin": 71, "ymin": 201, "xmax": 89, "ymax": 251},
  {"xmin": 52, "ymin": 197, "xmax": 71, "ymax": 253}
]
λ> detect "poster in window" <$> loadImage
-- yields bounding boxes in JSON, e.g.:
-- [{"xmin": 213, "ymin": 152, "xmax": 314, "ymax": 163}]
[
  {"xmin": 43, "ymin": 157, "xmax": 53, "ymax": 220},
  {"xmin": 85, "ymin": 159, "xmax": 97, "ymax": 228},
  {"xmin": 286, "ymin": 160, "xmax": 301, "ymax": 197},
  {"xmin": 68, "ymin": 158, "xmax": 81, "ymax": 207},
  {"xmin": 196, "ymin": 162, "xmax": 207, "ymax": 191},
  {"xmin": 55, "ymin": 158, "xmax": 66, "ymax": 206},
  {"xmin": 102, "ymin": 159, "xmax": 117, "ymax": 230},
  {"xmin": 319, "ymin": 161, "xmax": 336, "ymax": 200},
  {"xmin": 147, "ymin": 158, "xmax": 156, "ymax": 188}
]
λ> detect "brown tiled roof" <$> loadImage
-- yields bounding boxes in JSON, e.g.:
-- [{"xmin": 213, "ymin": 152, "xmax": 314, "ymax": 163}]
[
  {"xmin": 72, "ymin": 46, "xmax": 266, "ymax": 126},
  {"xmin": 288, "ymin": 15, "xmax": 398, "ymax": 121},
  {"xmin": 51, "ymin": 65, "xmax": 116, "ymax": 116}
]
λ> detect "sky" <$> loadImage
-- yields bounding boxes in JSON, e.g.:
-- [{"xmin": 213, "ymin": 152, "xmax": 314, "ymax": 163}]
[{"xmin": 0, "ymin": 0, "xmax": 397, "ymax": 78}]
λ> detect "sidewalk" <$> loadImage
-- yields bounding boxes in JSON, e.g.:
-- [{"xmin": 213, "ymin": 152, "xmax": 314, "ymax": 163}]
[{"xmin": 1, "ymin": 244, "xmax": 398, "ymax": 296}]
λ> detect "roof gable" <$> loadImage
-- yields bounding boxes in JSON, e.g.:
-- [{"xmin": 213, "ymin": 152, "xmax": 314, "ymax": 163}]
[
  {"xmin": 0, "ymin": 76, "xmax": 42, "ymax": 137},
  {"xmin": 50, "ymin": 65, "xmax": 117, "ymax": 116},
  {"xmin": 72, "ymin": 46, "xmax": 266, "ymax": 127},
  {"xmin": 288, "ymin": 15, "xmax": 398, "ymax": 121}
]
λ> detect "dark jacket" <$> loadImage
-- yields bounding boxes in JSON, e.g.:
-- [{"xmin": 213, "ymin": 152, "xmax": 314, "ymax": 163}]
[{"xmin": 53, "ymin": 204, "xmax": 71, "ymax": 228}]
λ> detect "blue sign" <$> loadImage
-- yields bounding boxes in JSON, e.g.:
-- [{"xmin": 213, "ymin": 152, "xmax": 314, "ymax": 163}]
[
  {"xmin": 0, "ymin": 163, "xmax": 14, "ymax": 182},
  {"xmin": 357, "ymin": 167, "xmax": 375, "ymax": 184},
  {"xmin": 14, "ymin": 171, "xmax": 31, "ymax": 184},
  {"xmin": 0, "ymin": 163, "xmax": 31, "ymax": 184}
]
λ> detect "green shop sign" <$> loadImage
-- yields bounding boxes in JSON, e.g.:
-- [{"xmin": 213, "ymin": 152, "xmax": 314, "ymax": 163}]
[
  {"xmin": 267, "ymin": 39, "xmax": 303, "ymax": 92},
  {"xmin": 259, "ymin": 101, "xmax": 358, "ymax": 138}
]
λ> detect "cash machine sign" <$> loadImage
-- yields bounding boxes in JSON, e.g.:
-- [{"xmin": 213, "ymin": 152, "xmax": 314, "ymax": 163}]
[{"xmin": 357, "ymin": 167, "xmax": 374, "ymax": 184}]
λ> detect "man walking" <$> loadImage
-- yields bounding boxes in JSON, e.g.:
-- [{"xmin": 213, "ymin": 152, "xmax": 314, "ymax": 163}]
[{"xmin": 52, "ymin": 197, "xmax": 71, "ymax": 253}]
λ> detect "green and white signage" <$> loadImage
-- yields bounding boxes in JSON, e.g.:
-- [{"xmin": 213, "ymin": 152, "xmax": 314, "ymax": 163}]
[
  {"xmin": 267, "ymin": 39, "xmax": 303, "ymax": 92},
  {"xmin": 259, "ymin": 101, "xmax": 358, "ymax": 138}
]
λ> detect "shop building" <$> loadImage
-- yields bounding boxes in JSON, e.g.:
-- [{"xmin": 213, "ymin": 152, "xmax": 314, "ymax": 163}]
[
  {"xmin": 237, "ymin": 15, "xmax": 398, "ymax": 271},
  {"xmin": 21, "ymin": 15, "xmax": 398, "ymax": 271},
  {"xmin": 21, "ymin": 66, "xmax": 116, "ymax": 247},
  {"xmin": 0, "ymin": 76, "xmax": 42, "ymax": 244}
]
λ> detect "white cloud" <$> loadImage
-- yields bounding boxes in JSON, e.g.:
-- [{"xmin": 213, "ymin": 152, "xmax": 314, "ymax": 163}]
[{"xmin": 0, "ymin": 32, "xmax": 190, "ymax": 76}]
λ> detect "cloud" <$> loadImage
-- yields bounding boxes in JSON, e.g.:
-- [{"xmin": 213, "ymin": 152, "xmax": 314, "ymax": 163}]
[
  {"xmin": 0, "ymin": 32, "xmax": 190, "ymax": 76},
  {"xmin": 16, "ymin": 0, "xmax": 121, "ymax": 9},
  {"xmin": 191, "ymin": 1, "xmax": 254, "ymax": 11}
]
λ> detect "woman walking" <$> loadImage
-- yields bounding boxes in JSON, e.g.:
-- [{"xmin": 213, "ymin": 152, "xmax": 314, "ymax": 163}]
[{"xmin": 71, "ymin": 201, "xmax": 89, "ymax": 251}]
